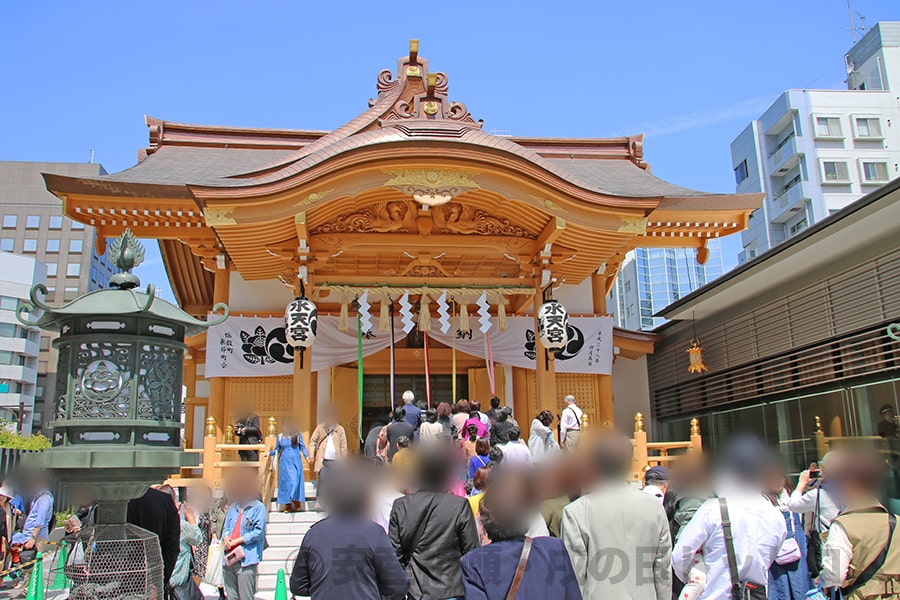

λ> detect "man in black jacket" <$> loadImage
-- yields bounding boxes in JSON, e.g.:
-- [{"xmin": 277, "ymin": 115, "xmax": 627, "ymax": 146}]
[
  {"xmin": 127, "ymin": 486, "xmax": 181, "ymax": 595},
  {"xmin": 390, "ymin": 446, "xmax": 479, "ymax": 600}
]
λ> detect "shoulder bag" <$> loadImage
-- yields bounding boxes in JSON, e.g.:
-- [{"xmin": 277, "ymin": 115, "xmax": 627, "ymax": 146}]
[
  {"xmin": 839, "ymin": 509, "xmax": 897, "ymax": 597},
  {"xmin": 505, "ymin": 537, "xmax": 533, "ymax": 600},
  {"xmin": 775, "ymin": 510, "xmax": 802, "ymax": 565},
  {"xmin": 806, "ymin": 487, "xmax": 823, "ymax": 577},
  {"xmin": 719, "ymin": 498, "xmax": 767, "ymax": 600}
]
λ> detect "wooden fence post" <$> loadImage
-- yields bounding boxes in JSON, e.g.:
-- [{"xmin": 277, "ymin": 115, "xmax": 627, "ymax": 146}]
[
  {"xmin": 203, "ymin": 417, "xmax": 220, "ymax": 489},
  {"xmin": 632, "ymin": 412, "xmax": 649, "ymax": 482},
  {"xmin": 690, "ymin": 418, "xmax": 702, "ymax": 453}
]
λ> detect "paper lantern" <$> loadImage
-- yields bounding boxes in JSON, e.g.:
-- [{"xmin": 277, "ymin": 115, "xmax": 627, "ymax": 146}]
[
  {"xmin": 285, "ymin": 298, "xmax": 318, "ymax": 348},
  {"xmin": 537, "ymin": 300, "xmax": 569, "ymax": 350}
]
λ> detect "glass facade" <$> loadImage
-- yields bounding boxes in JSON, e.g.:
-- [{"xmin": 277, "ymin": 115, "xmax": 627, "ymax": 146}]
[
  {"xmin": 613, "ymin": 241, "xmax": 725, "ymax": 331},
  {"xmin": 658, "ymin": 376, "xmax": 900, "ymax": 507}
]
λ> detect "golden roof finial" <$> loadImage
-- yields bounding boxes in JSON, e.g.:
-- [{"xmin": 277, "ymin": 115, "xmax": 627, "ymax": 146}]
[{"xmin": 409, "ymin": 39, "xmax": 419, "ymax": 64}]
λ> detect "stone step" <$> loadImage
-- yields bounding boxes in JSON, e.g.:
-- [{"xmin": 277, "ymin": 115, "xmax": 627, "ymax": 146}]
[
  {"xmin": 264, "ymin": 543, "xmax": 303, "ymax": 561},
  {"xmin": 267, "ymin": 522, "xmax": 316, "ymax": 536},
  {"xmin": 267, "ymin": 510, "xmax": 323, "ymax": 524}
]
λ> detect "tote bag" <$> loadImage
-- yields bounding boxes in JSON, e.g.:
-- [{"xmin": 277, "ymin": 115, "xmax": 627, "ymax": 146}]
[{"xmin": 203, "ymin": 536, "xmax": 225, "ymax": 587}]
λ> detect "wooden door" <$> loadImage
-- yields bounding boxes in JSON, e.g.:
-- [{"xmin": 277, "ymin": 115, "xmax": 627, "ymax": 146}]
[
  {"xmin": 330, "ymin": 367, "xmax": 361, "ymax": 451},
  {"xmin": 467, "ymin": 367, "xmax": 506, "ymax": 407}
]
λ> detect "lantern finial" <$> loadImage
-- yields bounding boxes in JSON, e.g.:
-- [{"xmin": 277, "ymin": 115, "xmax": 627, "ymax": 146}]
[
  {"xmin": 814, "ymin": 415, "xmax": 823, "ymax": 433},
  {"xmin": 108, "ymin": 228, "xmax": 145, "ymax": 290},
  {"xmin": 634, "ymin": 412, "xmax": 645, "ymax": 433},
  {"xmin": 266, "ymin": 416, "xmax": 278, "ymax": 437},
  {"xmin": 224, "ymin": 424, "xmax": 235, "ymax": 444},
  {"xmin": 205, "ymin": 416, "xmax": 217, "ymax": 438},
  {"xmin": 690, "ymin": 417, "xmax": 700, "ymax": 436}
]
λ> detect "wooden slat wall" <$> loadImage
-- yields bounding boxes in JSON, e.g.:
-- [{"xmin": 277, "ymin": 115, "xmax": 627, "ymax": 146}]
[{"xmin": 649, "ymin": 246, "xmax": 900, "ymax": 418}]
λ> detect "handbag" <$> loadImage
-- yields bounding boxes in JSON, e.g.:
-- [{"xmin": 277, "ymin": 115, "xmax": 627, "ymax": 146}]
[
  {"xmin": 505, "ymin": 537, "xmax": 533, "ymax": 600},
  {"xmin": 224, "ymin": 545, "xmax": 245, "ymax": 568},
  {"xmin": 806, "ymin": 488, "xmax": 823, "ymax": 577},
  {"xmin": 776, "ymin": 511, "xmax": 803, "ymax": 566},
  {"xmin": 203, "ymin": 536, "xmax": 225, "ymax": 587},
  {"xmin": 172, "ymin": 579, "xmax": 204, "ymax": 600},
  {"xmin": 719, "ymin": 499, "xmax": 767, "ymax": 600}
]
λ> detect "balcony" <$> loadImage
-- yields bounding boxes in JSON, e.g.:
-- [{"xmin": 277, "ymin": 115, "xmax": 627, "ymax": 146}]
[
  {"xmin": 771, "ymin": 178, "xmax": 809, "ymax": 223},
  {"xmin": 767, "ymin": 134, "xmax": 800, "ymax": 175}
]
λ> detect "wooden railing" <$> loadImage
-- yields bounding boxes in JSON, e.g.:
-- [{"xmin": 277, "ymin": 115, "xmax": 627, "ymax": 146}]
[
  {"xmin": 167, "ymin": 416, "xmax": 278, "ymax": 490},
  {"xmin": 631, "ymin": 412, "xmax": 702, "ymax": 482}
]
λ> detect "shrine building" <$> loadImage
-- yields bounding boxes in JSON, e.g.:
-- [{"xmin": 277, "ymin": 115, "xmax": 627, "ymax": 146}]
[{"xmin": 43, "ymin": 42, "xmax": 762, "ymax": 448}]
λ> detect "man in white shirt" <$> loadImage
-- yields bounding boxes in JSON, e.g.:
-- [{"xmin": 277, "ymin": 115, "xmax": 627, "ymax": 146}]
[
  {"xmin": 559, "ymin": 394, "xmax": 583, "ymax": 453},
  {"xmin": 498, "ymin": 426, "xmax": 532, "ymax": 466},
  {"xmin": 786, "ymin": 454, "xmax": 840, "ymax": 533},
  {"xmin": 672, "ymin": 436, "xmax": 787, "ymax": 599}
]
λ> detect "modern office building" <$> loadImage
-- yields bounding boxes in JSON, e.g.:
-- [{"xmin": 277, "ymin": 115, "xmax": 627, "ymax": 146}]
[
  {"xmin": 732, "ymin": 22, "xmax": 900, "ymax": 262},
  {"xmin": 0, "ymin": 161, "xmax": 115, "ymax": 433},
  {"xmin": 0, "ymin": 253, "xmax": 46, "ymax": 433},
  {"xmin": 608, "ymin": 240, "xmax": 724, "ymax": 331}
]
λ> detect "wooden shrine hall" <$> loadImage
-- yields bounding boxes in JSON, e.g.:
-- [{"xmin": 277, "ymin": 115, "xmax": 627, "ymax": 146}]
[{"xmin": 43, "ymin": 41, "xmax": 762, "ymax": 450}]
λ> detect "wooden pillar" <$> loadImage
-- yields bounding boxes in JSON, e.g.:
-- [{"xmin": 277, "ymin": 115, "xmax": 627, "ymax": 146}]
[
  {"xmin": 592, "ymin": 274, "xmax": 615, "ymax": 425},
  {"xmin": 203, "ymin": 416, "xmax": 220, "ymax": 489},
  {"xmin": 208, "ymin": 257, "xmax": 230, "ymax": 440},
  {"xmin": 533, "ymin": 289, "xmax": 558, "ymax": 418},
  {"xmin": 183, "ymin": 354, "xmax": 197, "ymax": 449},
  {"xmin": 294, "ymin": 348, "xmax": 317, "ymax": 481}
]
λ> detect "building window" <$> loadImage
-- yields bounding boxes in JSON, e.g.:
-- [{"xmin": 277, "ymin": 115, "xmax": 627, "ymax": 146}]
[
  {"xmin": 64, "ymin": 287, "xmax": 79, "ymax": 299},
  {"xmin": 67, "ymin": 263, "xmax": 81, "ymax": 277},
  {"xmin": 0, "ymin": 351, "xmax": 24, "ymax": 366},
  {"xmin": 23, "ymin": 239, "xmax": 37, "ymax": 253},
  {"xmin": 734, "ymin": 159, "xmax": 749, "ymax": 184},
  {"xmin": 821, "ymin": 160, "xmax": 850, "ymax": 183},
  {"xmin": 0, "ymin": 297, "xmax": 17, "ymax": 311},
  {"xmin": 0, "ymin": 239, "xmax": 13, "ymax": 252},
  {"xmin": 69, "ymin": 239, "xmax": 83, "ymax": 253},
  {"xmin": 70, "ymin": 220, "xmax": 85, "ymax": 230},
  {"xmin": 2, "ymin": 216, "xmax": 16, "ymax": 229},
  {"xmin": 860, "ymin": 161, "xmax": 889, "ymax": 183},
  {"xmin": 25, "ymin": 215, "xmax": 40, "ymax": 229},
  {"xmin": 789, "ymin": 218, "xmax": 808, "ymax": 236},
  {"xmin": 49, "ymin": 216, "xmax": 63, "ymax": 229},
  {"xmin": 46, "ymin": 239, "xmax": 60, "ymax": 253},
  {"xmin": 814, "ymin": 116, "xmax": 843, "ymax": 138},
  {"xmin": 46, "ymin": 263, "xmax": 57, "ymax": 277},
  {"xmin": 854, "ymin": 117, "xmax": 883, "ymax": 139},
  {"xmin": 39, "ymin": 336, "xmax": 50, "ymax": 351}
]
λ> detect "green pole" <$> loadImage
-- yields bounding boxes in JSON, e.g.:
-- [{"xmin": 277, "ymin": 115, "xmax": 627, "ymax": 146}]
[
  {"xmin": 50, "ymin": 541, "xmax": 69, "ymax": 590},
  {"xmin": 357, "ymin": 308, "xmax": 364, "ymax": 443},
  {"xmin": 25, "ymin": 551, "xmax": 43, "ymax": 600}
]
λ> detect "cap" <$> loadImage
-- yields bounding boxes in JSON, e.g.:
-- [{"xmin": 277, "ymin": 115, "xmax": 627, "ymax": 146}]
[
  {"xmin": 0, "ymin": 485, "xmax": 14, "ymax": 499},
  {"xmin": 644, "ymin": 466, "xmax": 670, "ymax": 483},
  {"xmin": 881, "ymin": 404, "xmax": 894, "ymax": 415}
]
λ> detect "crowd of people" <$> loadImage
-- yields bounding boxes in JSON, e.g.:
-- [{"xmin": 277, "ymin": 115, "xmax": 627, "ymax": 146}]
[
  {"xmin": 3, "ymin": 392, "xmax": 900, "ymax": 600},
  {"xmin": 288, "ymin": 391, "xmax": 900, "ymax": 600}
]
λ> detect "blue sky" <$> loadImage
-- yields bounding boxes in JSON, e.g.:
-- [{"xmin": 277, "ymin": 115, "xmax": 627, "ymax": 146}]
[{"xmin": 1, "ymin": 1, "xmax": 896, "ymax": 301}]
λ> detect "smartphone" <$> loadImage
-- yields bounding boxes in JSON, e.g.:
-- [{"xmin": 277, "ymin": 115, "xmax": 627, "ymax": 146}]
[{"xmin": 809, "ymin": 469, "xmax": 821, "ymax": 480}]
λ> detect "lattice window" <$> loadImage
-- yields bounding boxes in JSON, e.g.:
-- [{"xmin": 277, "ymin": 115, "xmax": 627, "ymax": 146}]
[
  {"xmin": 228, "ymin": 376, "xmax": 293, "ymax": 419},
  {"xmin": 526, "ymin": 372, "xmax": 597, "ymax": 423}
]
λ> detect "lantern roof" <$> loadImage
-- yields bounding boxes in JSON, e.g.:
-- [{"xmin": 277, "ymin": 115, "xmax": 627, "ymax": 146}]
[{"xmin": 18, "ymin": 229, "xmax": 229, "ymax": 337}]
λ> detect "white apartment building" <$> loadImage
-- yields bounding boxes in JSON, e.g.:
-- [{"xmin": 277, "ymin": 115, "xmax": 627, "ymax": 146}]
[
  {"xmin": 732, "ymin": 22, "xmax": 900, "ymax": 262},
  {"xmin": 0, "ymin": 253, "xmax": 46, "ymax": 433}
]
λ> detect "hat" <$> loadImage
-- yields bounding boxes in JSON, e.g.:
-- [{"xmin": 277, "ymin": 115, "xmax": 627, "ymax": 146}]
[
  {"xmin": 0, "ymin": 485, "xmax": 13, "ymax": 499},
  {"xmin": 644, "ymin": 466, "xmax": 670, "ymax": 483},
  {"xmin": 881, "ymin": 404, "xmax": 895, "ymax": 415}
]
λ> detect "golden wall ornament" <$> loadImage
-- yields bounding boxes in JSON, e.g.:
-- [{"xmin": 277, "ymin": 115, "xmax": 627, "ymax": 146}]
[
  {"xmin": 383, "ymin": 169, "xmax": 481, "ymax": 207},
  {"xmin": 617, "ymin": 216, "xmax": 648, "ymax": 235},
  {"xmin": 529, "ymin": 195, "xmax": 568, "ymax": 214},
  {"xmin": 204, "ymin": 207, "xmax": 237, "ymax": 226},
  {"xmin": 293, "ymin": 189, "xmax": 334, "ymax": 208},
  {"xmin": 686, "ymin": 339, "xmax": 709, "ymax": 374},
  {"xmin": 310, "ymin": 200, "xmax": 417, "ymax": 234}
]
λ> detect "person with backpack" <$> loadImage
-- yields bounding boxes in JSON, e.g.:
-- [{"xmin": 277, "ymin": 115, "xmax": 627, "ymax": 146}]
[
  {"xmin": 559, "ymin": 395, "xmax": 583, "ymax": 453},
  {"xmin": 820, "ymin": 447, "xmax": 900, "ymax": 598}
]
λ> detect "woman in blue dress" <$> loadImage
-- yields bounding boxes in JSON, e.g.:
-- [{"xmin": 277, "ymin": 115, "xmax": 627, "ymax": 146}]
[{"xmin": 271, "ymin": 420, "xmax": 310, "ymax": 513}]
